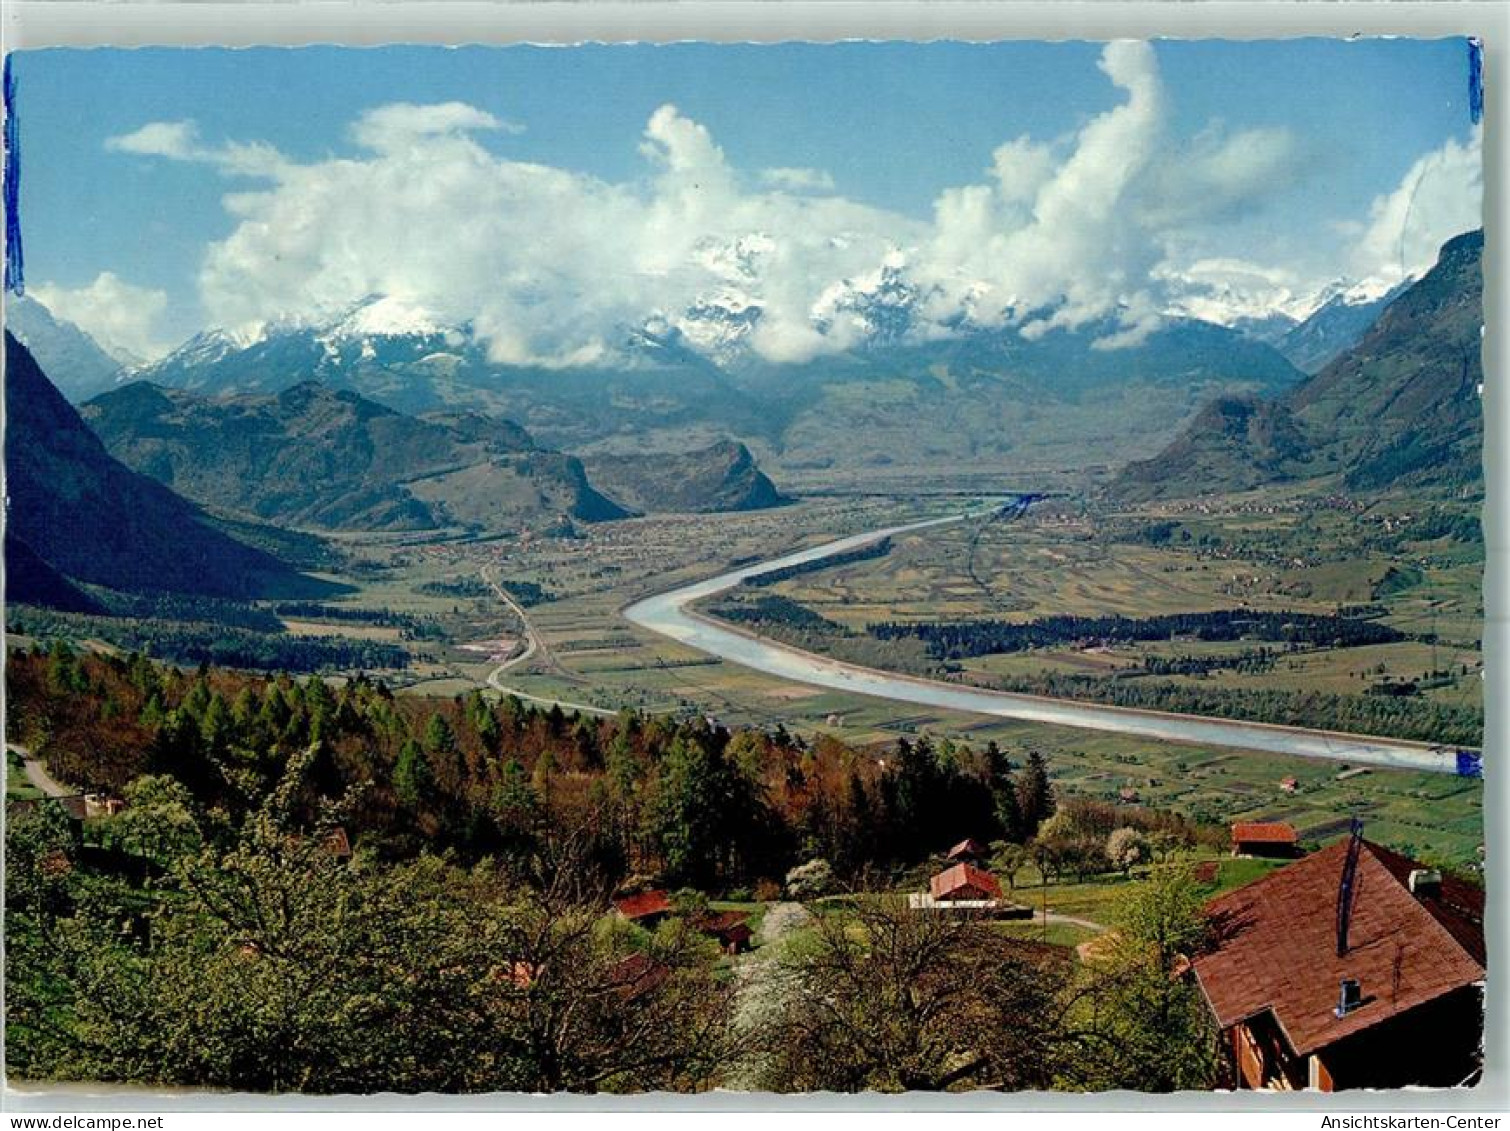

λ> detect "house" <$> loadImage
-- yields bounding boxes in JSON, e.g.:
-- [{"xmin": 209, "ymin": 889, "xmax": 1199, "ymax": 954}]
[
  {"xmin": 929, "ymin": 862, "xmax": 1003, "ymax": 903},
  {"xmin": 612, "ymin": 889, "xmax": 673, "ymax": 928},
  {"xmin": 693, "ymin": 910, "xmax": 754, "ymax": 954},
  {"xmin": 945, "ymin": 838, "xmax": 988, "ymax": 864},
  {"xmin": 84, "ymin": 793, "xmax": 127, "ymax": 818},
  {"xmin": 1279, "ymin": 777, "xmax": 1299, "ymax": 794},
  {"xmin": 1230, "ymin": 821, "xmax": 1300, "ymax": 858},
  {"xmin": 321, "ymin": 827, "xmax": 353, "ymax": 859},
  {"xmin": 608, "ymin": 953, "xmax": 671, "ymax": 1002},
  {"xmin": 8, "ymin": 796, "xmax": 88, "ymax": 846},
  {"xmin": 1191, "ymin": 839, "xmax": 1485, "ymax": 1091}
]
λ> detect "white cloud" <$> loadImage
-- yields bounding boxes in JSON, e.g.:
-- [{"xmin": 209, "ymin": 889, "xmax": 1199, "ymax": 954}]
[
  {"xmin": 1351, "ymin": 125, "xmax": 1482, "ymax": 289},
  {"xmin": 349, "ymin": 101, "xmax": 520, "ymax": 151},
  {"xmin": 31, "ymin": 272, "xmax": 171, "ymax": 361},
  {"xmin": 106, "ymin": 120, "xmax": 202, "ymax": 161},
  {"xmin": 759, "ymin": 167, "xmax": 836, "ymax": 193},
  {"xmin": 106, "ymin": 119, "xmax": 289, "ymax": 178},
  {"xmin": 115, "ymin": 42, "xmax": 1426, "ymax": 364}
]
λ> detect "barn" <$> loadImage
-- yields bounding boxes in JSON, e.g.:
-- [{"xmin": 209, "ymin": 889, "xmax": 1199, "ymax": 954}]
[
  {"xmin": 1230, "ymin": 821, "xmax": 1300, "ymax": 858},
  {"xmin": 929, "ymin": 862, "xmax": 1003, "ymax": 903}
]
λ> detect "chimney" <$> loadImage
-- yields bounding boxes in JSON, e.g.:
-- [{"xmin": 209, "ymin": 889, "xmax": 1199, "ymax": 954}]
[
  {"xmin": 1408, "ymin": 869, "xmax": 1442, "ymax": 898},
  {"xmin": 1334, "ymin": 978, "xmax": 1363, "ymax": 1018}
]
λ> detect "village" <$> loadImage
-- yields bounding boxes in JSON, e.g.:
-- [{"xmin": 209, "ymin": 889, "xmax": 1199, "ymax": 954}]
[{"xmin": 13, "ymin": 727, "xmax": 1485, "ymax": 1097}]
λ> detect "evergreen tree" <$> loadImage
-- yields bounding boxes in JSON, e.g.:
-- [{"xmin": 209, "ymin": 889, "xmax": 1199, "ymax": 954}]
[
  {"xmin": 394, "ymin": 739, "xmax": 432, "ymax": 809},
  {"xmin": 1016, "ymin": 750, "xmax": 1055, "ymax": 838}
]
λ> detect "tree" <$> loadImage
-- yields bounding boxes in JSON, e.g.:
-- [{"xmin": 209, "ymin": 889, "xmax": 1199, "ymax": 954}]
[
  {"xmin": 762, "ymin": 897, "xmax": 1081, "ymax": 1091},
  {"xmin": 990, "ymin": 842, "xmax": 1030, "ymax": 893},
  {"xmin": 1106, "ymin": 827, "xmax": 1149, "ymax": 877},
  {"xmin": 113, "ymin": 774, "xmax": 203, "ymax": 871},
  {"xmin": 1016, "ymin": 750, "xmax": 1055, "ymax": 837},
  {"xmin": 1080, "ymin": 863, "xmax": 1217, "ymax": 1092},
  {"xmin": 394, "ymin": 739, "xmax": 433, "ymax": 809},
  {"xmin": 783, "ymin": 858, "xmax": 835, "ymax": 900}
]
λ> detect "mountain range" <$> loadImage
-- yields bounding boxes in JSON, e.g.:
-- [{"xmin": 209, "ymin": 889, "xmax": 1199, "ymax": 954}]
[
  {"xmin": 117, "ymin": 294, "xmax": 1313, "ymax": 482},
  {"xmin": 1227, "ymin": 282, "xmax": 1405, "ymax": 375},
  {"xmin": 1114, "ymin": 230, "xmax": 1483, "ymax": 501},
  {"xmin": 81, "ymin": 380, "xmax": 631, "ymax": 534},
  {"xmin": 2, "ymin": 332, "xmax": 328, "ymax": 607}
]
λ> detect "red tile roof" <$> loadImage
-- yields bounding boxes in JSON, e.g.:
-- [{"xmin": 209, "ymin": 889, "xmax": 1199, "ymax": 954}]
[
  {"xmin": 1192, "ymin": 840, "xmax": 1485, "ymax": 1057},
  {"xmin": 613, "ymin": 889, "xmax": 673, "ymax": 921},
  {"xmin": 1230, "ymin": 821, "xmax": 1298, "ymax": 844},
  {"xmin": 929, "ymin": 862, "xmax": 1003, "ymax": 901},
  {"xmin": 947, "ymin": 838, "xmax": 987, "ymax": 860}
]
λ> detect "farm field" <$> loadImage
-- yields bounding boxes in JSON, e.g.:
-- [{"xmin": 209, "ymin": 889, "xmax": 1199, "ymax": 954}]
[{"xmin": 294, "ymin": 490, "xmax": 1482, "ymax": 871}]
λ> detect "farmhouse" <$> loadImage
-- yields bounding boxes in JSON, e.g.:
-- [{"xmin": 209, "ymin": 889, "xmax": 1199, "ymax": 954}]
[
  {"xmin": 613, "ymin": 889, "xmax": 673, "ymax": 928},
  {"xmin": 608, "ymin": 953, "xmax": 671, "ymax": 1002},
  {"xmin": 1230, "ymin": 821, "xmax": 1300, "ymax": 858},
  {"xmin": 945, "ymin": 838, "xmax": 988, "ymax": 864},
  {"xmin": 1192, "ymin": 839, "xmax": 1485, "ymax": 1091},
  {"xmin": 693, "ymin": 910, "xmax": 754, "ymax": 954},
  {"xmin": 930, "ymin": 862, "xmax": 1003, "ymax": 902}
]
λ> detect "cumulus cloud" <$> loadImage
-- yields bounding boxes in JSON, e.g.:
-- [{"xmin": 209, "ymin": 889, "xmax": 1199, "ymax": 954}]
[
  {"xmin": 759, "ymin": 167, "xmax": 836, "ymax": 193},
  {"xmin": 113, "ymin": 41, "xmax": 1449, "ymax": 364},
  {"xmin": 1351, "ymin": 125, "xmax": 1482, "ymax": 289},
  {"xmin": 31, "ymin": 272, "xmax": 171, "ymax": 361}
]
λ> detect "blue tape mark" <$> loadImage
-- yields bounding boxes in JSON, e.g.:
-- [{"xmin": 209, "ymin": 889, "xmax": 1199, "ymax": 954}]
[
  {"xmin": 1468, "ymin": 38, "xmax": 1484, "ymax": 125},
  {"xmin": 1456, "ymin": 750, "xmax": 1483, "ymax": 779},
  {"xmin": 4, "ymin": 54, "xmax": 23, "ymax": 295}
]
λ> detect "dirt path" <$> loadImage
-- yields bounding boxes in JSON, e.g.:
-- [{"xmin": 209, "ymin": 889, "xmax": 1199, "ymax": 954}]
[{"xmin": 8, "ymin": 743, "xmax": 73, "ymax": 798}]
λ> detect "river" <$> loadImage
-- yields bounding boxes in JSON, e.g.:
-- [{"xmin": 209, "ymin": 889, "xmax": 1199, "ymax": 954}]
[{"xmin": 622, "ymin": 511, "xmax": 1467, "ymax": 775}]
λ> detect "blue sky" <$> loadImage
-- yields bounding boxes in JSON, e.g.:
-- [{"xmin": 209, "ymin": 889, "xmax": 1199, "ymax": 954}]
[{"xmin": 8, "ymin": 39, "xmax": 1483, "ymax": 362}]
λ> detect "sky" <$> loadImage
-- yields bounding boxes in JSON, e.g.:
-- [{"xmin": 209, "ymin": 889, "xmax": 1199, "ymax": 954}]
[{"xmin": 8, "ymin": 39, "xmax": 1483, "ymax": 364}]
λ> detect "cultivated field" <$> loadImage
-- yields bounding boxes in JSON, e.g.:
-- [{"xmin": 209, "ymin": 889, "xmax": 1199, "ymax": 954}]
[{"xmin": 286, "ymin": 486, "xmax": 1484, "ymax": 870}]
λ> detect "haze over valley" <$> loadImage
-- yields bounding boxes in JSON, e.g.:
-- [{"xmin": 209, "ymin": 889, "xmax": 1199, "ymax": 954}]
[{"xmin": 2, "ymin": 38, "xmax": 1489, "ymax": 1098}]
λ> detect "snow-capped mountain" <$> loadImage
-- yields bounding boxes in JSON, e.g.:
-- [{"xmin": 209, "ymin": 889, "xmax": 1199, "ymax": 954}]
[
  {"xmin": 812, "ymin": 253, "xmax": 926, "ymax": 349},
  {"xmin": 5, "ymin": 293, "xmax": 127, "ymax": 402}
]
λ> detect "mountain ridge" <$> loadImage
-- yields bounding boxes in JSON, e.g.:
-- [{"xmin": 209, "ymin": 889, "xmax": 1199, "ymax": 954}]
[
  {"xmin": 1113, "ymin": 230, "xmax": 1483, "ymax": 501},
  {"xmin": 3, "ymin": 332, "xmax": 327, "ymax": 605},
  {"xmin": 81, "ymin": 379, "xmax": 632, "ymax": 534}
]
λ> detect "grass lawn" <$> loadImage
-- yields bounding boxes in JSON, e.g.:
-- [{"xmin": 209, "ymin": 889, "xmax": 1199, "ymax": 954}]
[
  {"xmin": 997, "ymin": 919, "xmax": 1101, "ymax": 951},
  {"xmin": 6, "ymin": 747, "xmax": 43, "ymax": 802},
  {"xmin": 1016, "ymin": 853, "xmax": 1286, "ymax": 928}
]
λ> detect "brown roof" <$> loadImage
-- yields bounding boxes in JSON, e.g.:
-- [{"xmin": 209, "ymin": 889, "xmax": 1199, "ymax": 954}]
[
  {"xmin": 8, "ymin": 796, "xmax": 88, "ymax": 821},
  {"xmin": 693, "ymin": 910, "xmax": 751, "ymax": 937},
  {"xmin": 947, "ymin": 838, "xmax": 987, "ymax": 860},
  {"xmin": 1231, "ymin": 821, "xmax": 1298, "ymax": 844},
  {"xmin": 608, "ymin": 953, "xmax": 671, "ymax": 1001},
  {"xmin": 1192, "ymin": 840, "xmax": 1485, "ymax": 1057},
  {"xmin": 322, "ymin": 827, "xmax": 353, "ymax": 858},
  {"xmin": 613, "ymin": 889, "xmax": 673, "ymax": 921},
  {"xmin": 929, "ymin": 862, "xmax": 1003, "ymax": 901}
]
